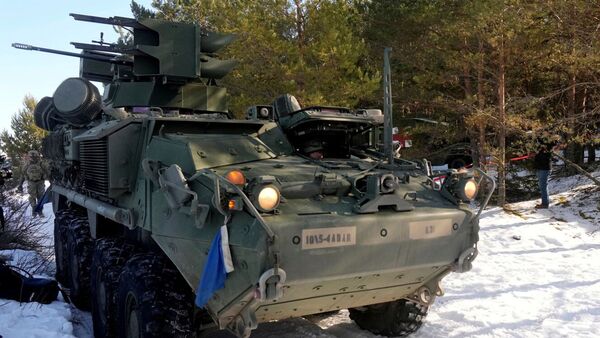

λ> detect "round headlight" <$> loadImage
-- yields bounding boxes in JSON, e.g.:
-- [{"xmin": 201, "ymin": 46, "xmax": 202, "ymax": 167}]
[
  {"xmin": 256, "ymin": 185, "xmax": 280, "ymax": 212},
  {"xmin": 460, "ymin": 179, "xmax": 478, "ymax": 201},
  {"xmin": 380, "ymin": 174, "xmax": 398, "ymax": 194},
  {"xmin": 259, "ymin": 107, "xmax": 270, "ymax": 118}
]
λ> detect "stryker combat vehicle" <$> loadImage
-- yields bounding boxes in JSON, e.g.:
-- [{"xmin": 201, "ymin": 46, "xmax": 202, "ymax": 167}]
[{"xmin": 14, "ymin": 13, "xmax": 494, "ymax": 338}]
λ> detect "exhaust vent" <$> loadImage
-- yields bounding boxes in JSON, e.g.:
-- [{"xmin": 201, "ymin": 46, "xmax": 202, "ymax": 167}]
[{"xmin": 80, "ymin": 139, "xmax": 108, "ymax": 196}]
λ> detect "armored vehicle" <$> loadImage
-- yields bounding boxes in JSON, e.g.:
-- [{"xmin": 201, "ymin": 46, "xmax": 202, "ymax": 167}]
[{"xmin": 14, "ymin": 13, "xmax": 494, "ymax": 338}]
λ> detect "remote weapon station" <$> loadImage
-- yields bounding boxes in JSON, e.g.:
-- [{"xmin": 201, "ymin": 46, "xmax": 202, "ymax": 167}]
[{"xmin": 14, "ymin": 14, "xmax": 494, "ymax": 338}]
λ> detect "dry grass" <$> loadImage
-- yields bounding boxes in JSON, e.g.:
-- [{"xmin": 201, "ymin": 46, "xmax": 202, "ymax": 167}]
[
  {"xmin": 556, "ymin": 196, "xmax": 571, "ymax": 207},
  {"xmin": 502, "ymin": 206, "xmax": 528, "ymax": 219},
  {"xmin": 0, "ymin": 192, "xmax": 53, "ymax": 275}
]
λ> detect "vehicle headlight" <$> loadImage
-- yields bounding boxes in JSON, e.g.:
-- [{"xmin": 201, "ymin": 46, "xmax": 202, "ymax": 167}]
[
  {"xmin": 259, "ymin": 107, "xmax": 270, "ymax": 118},
  {"xmin": 457, "ymin": 179, "xmax": 478, "ymax": 202},
  {"xmin": 380, "ymin": 174, "xmax": 398, "ymax": 194},
  {"xmin": 224, "ymin": 169, "xmax": 246, "ymax": 186},
  {"xmin": 255, "ymin": 185, "xmax": 280, "ymax": 212}
]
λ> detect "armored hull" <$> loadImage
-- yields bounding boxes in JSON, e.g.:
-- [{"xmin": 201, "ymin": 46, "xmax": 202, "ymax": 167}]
[{"xmin": 15, "ymin": 13, "xmax": 493, "ymax": 338}]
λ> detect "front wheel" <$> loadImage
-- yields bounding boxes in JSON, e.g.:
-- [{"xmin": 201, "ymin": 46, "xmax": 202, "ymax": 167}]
[
  {"xmin": 116, "ymin": 253, "xmax": 194, "ymax": 338},
  {"xmin": 65, "ymin": 215, "xmax": 93, "ymax": 309},
  {"xmin": 53, "ymin": 209, "xmax": 78, "ymax": 286},
  {"xmin": 349, "ymin": 299, "xmax": 429, "ymax": 337}
]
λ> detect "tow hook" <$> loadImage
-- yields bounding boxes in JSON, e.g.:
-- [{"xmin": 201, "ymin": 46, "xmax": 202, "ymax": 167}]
[
  {"xmin": 454, "ymin": 246, "xmax": 478, "ymax": 273},
  {"xmin": 229, "ymin": 306, "xmax": 258, "ymax": 338},
  {"xmin": 407, "ymin": 269, "xmax": 450, "ymax": 307},
  {"xmin": 227, "ymin": 267, "xmax": 287, "ymax": 338},
  {"xmin": 256, "ymin": 267, "xmax": 287, "ymax": 302}
]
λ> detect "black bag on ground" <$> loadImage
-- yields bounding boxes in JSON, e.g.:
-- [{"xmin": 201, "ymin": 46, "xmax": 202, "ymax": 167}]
[{"xmin": 0, "ymin": 260, "xmax": 58, "ymax": 304}]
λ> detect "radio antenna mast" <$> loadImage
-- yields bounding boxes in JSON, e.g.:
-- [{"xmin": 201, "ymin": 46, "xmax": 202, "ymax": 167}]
[{"xmin": 383, "ymin": 47, "xmax": 394, "ymax": 164}]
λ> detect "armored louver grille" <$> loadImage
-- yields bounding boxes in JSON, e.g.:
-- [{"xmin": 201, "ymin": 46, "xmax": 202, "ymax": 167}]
[{"xmin": 80, "ymin": 139, "xmax": 109, "ymax": 196}]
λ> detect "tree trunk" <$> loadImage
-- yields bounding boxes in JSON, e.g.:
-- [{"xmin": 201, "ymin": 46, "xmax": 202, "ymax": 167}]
[
  {"xmin": 587, "ymin": 144, "xmax": 596, "ymax": 163},
  {"xmin": 476, "ymin": 40, "xmax": 487, "ymax": 170},
  {"xmin": 294, "ymin": 0, "xmax": 305, "ymax": 49},
  {"xmin": 581, "ymin": 89, "xmax": 595, "ymax": 163},
  {"xmin": 564, "ymin": 73, "xmax": 585, "ymax": 171},
  {"xmin": 462, "ymin": 39, "xmax": 473, "ymax": 101},
  {"xmin": 462, "ymin": 41, "xmax": 478, "ymax": 168},
  {"xmin": 554, "ymin": 153, "xmax": 600, "ymax": 186},
  {"xmin": 293, "ymin": 0, "xmax": 305, "ymax": 92},
  {"xmin": 496, "ymin": 39, "xmax": 507, "ymax": 207}
]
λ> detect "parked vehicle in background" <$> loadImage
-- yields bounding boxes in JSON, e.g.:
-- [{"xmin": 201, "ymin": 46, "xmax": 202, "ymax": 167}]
[{"xmin": 393, "ymin": 118, "xmax": 474, "ymax": 169}]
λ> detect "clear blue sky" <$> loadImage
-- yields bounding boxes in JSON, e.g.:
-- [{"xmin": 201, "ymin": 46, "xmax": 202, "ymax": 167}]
[{"xmin": 0, "ymin": 0, "xmax": 152, "ymax": 131}]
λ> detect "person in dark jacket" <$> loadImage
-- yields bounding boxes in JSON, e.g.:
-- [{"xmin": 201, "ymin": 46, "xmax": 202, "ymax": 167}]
[
  {"xmin": 533, "ymin": 144, "xmax": 553, "ymax": 209},
  {"xmin": 0, "ymin": 174, "xmax": 4, "ymax": 232}
]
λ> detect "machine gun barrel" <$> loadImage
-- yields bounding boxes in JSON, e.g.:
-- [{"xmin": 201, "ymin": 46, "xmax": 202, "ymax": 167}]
[
  {"xmin": 71, "ymin": 42, "xmax": 130, "ymax": 54},
  {"xmin": 11, "ymin": 43, "xmax": 133, "ymax": 66},
  {"xmin": 70, "ymin": 13, "xmax": 143, "ymax": 28}
]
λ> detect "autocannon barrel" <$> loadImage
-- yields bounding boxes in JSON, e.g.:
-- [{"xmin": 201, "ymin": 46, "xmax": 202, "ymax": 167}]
[{"xmin": 11, "ymin": 43, "xmax": 132, "ymax": 66}]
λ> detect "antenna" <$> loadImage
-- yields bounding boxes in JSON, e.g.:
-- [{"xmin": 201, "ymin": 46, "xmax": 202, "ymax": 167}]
[{"xmin": 383, "ymin": 48, "xmax": 394, "ymax": 165}]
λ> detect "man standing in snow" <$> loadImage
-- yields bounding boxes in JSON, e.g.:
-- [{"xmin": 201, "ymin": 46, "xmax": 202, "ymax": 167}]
[
  {"xmin": 17, "ymin": 150, "xmax": 48, "ymax": 217},
  {"xmin": 534, "ymin": 143, "xmax": 553, "ymax": 209}
]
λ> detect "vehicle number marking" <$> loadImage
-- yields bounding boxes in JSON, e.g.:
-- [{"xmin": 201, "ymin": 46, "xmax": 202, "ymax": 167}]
[
  {"xmin": 409, "ymin": 219, "xmax": 453, "ymax": 240},
  {"xmin": 301, "ymin": 226, "xmax": 356, "ymax": 250}
]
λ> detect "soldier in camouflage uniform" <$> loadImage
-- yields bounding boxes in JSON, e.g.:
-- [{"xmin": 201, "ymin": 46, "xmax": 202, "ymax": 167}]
[{"xmin": 18, "ymin": 150, "xmax": 48, "ymax": 216}]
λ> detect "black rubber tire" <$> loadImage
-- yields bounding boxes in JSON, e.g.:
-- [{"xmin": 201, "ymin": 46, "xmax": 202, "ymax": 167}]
[
  {"xmin": 116, "ymin": 253, "xmax": 194, "ymax": 338},
  {"xmin": 54, "ymin": 209, "xmax": 79, "ymax": 286},
  {"xmin": 349, "ymin": 300, "xmax": 429, "ymax": 337},
  {"xmin": 65, "ymin": 216, "xmax": 94, "ymax": 310},
  {"xmin": 92, "ymin": 238, "xmax": 140, "ymax": 338},
  {"xmin": 53, "ymin": 77, "xmax": 102, "ymax": 126},
  {"xmin": 34, "ymin": 96, "xmax": 53, "ymax": 131}
]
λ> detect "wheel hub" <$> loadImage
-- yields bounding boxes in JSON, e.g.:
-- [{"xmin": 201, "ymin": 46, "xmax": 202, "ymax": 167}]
[
  {"xmin": 97, "ymin": 270, "xmax": 107, "ymax": 325},
  {"xmin": 126, "ymin": 292, "xmax": 140, "ymax": 338},
  {"xmin": 70, "ymin": 249, "xmax": 79, "ymax": 287}
]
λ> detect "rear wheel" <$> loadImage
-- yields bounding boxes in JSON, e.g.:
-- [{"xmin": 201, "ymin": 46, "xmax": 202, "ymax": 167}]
[
  {"xmin": 349, "ymin": 299, "xmax": 429, "ymax": 337},
  {"xmin": 65, "ymin": 216, "xmax": 93, "ymax": 309},
  {"xmin": 91, "ymin": 238, "xmax": 139, "ymax": 338},
  {"xmin": 116, "ymin": 253, "xmax": 194, "ymax": 338}
]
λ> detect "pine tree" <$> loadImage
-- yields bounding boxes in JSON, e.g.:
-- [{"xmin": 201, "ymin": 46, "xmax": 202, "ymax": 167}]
[
  {"xmin": 0, "ymin": 95, "xmax": 47, "ymax": 171},
  {"xmin": 131, "ymin": 0, "xmax": 380, "ymax": 116}
]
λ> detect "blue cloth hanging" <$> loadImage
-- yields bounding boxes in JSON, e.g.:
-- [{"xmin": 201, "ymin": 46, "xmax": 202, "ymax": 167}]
[
  {"xmin": 34, "ymin": 187, "xmax": 51, "ymax": 213},
  {"xmin": 195, "ymin": 226, "xmax": 234, "ymax": 308}
]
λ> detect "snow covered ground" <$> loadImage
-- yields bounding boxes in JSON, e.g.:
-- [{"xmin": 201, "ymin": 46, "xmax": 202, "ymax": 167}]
[
  {"xmin": 0, "ymin": 199, "xmax": 75, "ymax": 338},
  {"xmin": 0, "ymin": 299, "xmax": 74, "ymax": 338},
  {"xmin": 1, "ymin": 170, "xmax": 599, "ymax": 338}
]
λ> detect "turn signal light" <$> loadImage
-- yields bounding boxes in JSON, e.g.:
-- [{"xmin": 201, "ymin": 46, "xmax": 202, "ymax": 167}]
[
  {"xmin": 225, "ymin": 170, "xmax": 246, "ymax": 186},
  {"xmin": 228, "ymin": 199, "xmax": 237, "ymax": 210},
  {"xmin": 227, "ymin": 196, "xmax": 243, "ymax": 211}
]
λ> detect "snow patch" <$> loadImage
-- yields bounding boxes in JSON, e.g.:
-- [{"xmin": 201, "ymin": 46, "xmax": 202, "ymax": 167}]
[{"xmin": 0, "ymin": 300, "xmax": 75, "ymax": 338}]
